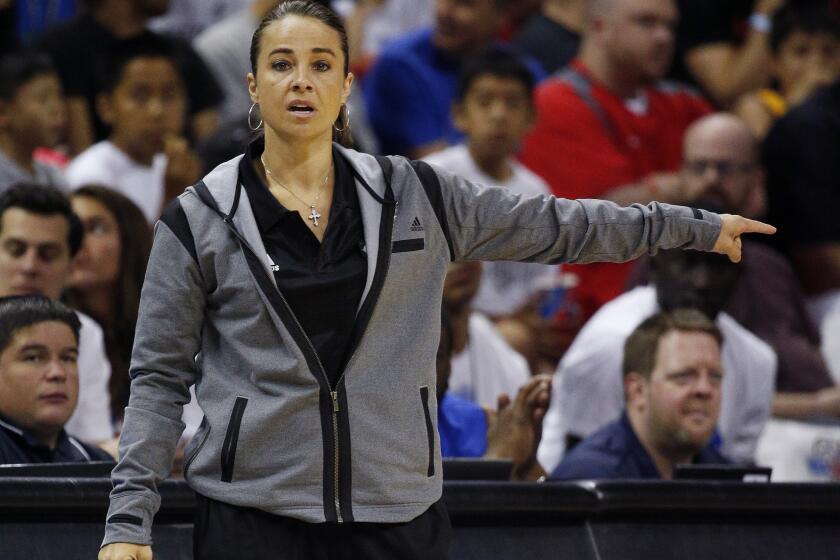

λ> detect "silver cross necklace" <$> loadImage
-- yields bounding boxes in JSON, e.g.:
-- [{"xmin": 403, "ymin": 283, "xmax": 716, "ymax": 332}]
[{"xmin": 261, "ymin": 155, "xmax": 331, "ymax": 227}]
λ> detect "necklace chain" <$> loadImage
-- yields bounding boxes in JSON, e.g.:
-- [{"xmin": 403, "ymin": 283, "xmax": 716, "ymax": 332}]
[{"xmin": 261, "ymin": 154, "xmax": 331, "ymax": 226}]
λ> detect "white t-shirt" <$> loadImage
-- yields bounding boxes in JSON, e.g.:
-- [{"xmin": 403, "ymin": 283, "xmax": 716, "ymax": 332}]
[
  {"xmin": 425, "ymin": 144, "xmax": 557, "ymax": 316},
  {"xmin": 65, "ymin": 141, "xmax": 166, "ymax": 223},
  {"xmin": 448, "ymin": 313, "xmax": 531, "ymax": 409},
  {"xmin": 65, "ymin": 312, "xmax": 113, "ymax": 443},
  {"xmin": 537, "ymin": 286, "xmax": 778, "ymax": 472}
]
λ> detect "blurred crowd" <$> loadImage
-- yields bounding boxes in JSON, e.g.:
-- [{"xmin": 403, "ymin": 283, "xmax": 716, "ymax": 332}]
[{"xmin": 0, "ymin": 0, "xmax": 839, "ymax": 482}]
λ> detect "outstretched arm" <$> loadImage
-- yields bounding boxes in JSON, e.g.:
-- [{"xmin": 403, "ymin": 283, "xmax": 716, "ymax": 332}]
[{"xmin": 428, "ymin": 162, "xmax": 775, "ymax": 264}]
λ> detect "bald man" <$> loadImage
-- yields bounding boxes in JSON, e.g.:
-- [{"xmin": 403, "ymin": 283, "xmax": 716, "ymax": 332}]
[{"xmin": 679, "ymin": 113, "xmax": 766, "ymax": 219}]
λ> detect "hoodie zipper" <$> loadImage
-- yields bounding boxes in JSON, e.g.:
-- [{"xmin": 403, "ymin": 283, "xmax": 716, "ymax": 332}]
[
  {"xmin": 330, "ymin": 390, "xmax": 342, "ymax": 522},
  {"xmin": 269, "ymin": 280, "xmax": 344, "ymax": 522},
  {"xmin": 256, "ymin": 266, "xmax": 350, "ymax": 522}
]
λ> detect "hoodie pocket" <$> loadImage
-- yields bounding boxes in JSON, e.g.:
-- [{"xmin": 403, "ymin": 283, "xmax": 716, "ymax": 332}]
[
  {"xmin": 221, "ymin": 396, "xmax": 248, "ymax": 483},
  {"xmin": 420, "ymin": 386, "xmax": 435, "ymax": 477}
]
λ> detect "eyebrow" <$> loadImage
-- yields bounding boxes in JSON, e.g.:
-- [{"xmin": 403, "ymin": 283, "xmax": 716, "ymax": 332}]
[
  {"xmin": 4, "ymin": 237, "xmax": 63, "ymax": 248},
  {"xmin": 269, "ymin": 47, "xmax": 337, "ymax": 57},
  {"xmin": 666, "ymin": 367, "xmax": 723, "ymax": 377},
  {"xmin": 18, "ymin": 344, "xmax": 48, "ymax": 353},
  {"xmin": 18, "ymin": 344, "xmax": 78, "ymax": 354}
]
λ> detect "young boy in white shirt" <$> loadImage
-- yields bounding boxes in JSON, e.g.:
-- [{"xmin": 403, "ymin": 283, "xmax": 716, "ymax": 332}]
[
  {"xmin": 66, "ymin": 38, "xmax": 201, "ymax": 223},
  {"xmin": 425, "ymin": 47, "xmax": 558, "ymax": 371}
]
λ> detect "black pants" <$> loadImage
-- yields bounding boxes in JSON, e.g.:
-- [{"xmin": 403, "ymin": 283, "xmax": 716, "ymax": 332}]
[{"xmin": 193, "ymin": 493, "xmax": 452, "ymax": 560}]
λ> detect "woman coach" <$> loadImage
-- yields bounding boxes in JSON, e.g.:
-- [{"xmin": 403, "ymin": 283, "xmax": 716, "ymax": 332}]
[{"xmin": 99, "ymin": 1, "xmax": 774, "ymax": 558}]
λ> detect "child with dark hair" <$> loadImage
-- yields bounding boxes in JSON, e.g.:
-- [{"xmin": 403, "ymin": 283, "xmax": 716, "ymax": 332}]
[
  {"xmin": 425, "ymin": 47, "xmax": 558, "ymax": 372},
  {"xmin": 0, "ymin": 49, "xmax": 68, "ymax": 193},
  {"xmin": 735, "ymin": 1, "xmax": 840, "ymax": 138},
  {"xmin": 64, "ymin": 39, "xmax": 202, "ymax": 223},
  {"xmin": 36, "ymin": 0, "xmax": 222, "ymax": 154}
]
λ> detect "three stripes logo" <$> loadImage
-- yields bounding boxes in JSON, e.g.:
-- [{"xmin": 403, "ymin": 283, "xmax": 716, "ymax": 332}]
[{"xmin": 410, "ymin": 217, "xmax": 424, "ymax": 232}]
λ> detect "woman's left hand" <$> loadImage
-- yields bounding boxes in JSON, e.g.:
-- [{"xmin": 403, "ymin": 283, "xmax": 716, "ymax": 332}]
[{"xmin": 713, "ymin": 214, "xmax": 777, "ymax": 262}]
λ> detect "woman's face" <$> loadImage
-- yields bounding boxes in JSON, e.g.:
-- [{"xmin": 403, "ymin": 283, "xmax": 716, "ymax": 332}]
[
  {"xmin": 70, "ymin": 196, "xmax": 121, "ymax": 291},
  {"xmin": 247, "ymin": 15, "xmax": 353, "ymax": 143}
]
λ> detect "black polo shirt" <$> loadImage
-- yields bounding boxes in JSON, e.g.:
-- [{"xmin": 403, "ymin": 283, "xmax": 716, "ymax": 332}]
[
  {"xmin": 0, "ymin": 413, "xmax": 113, "ymax": 464},
  {"xmin": 239, "ymin": 139, "xmax": 367, "ymax": 387}
]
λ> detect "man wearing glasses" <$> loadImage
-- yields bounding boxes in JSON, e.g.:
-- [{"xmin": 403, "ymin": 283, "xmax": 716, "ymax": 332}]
[{"xmin": 679, "ymin": 112, "xmax": 766, "ymax": 220}]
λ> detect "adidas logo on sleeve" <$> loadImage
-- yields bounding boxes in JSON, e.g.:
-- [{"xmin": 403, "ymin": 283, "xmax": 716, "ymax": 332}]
[{"xmin": 410, "ymin": 217, "xmax": 424, "ymax": 232}]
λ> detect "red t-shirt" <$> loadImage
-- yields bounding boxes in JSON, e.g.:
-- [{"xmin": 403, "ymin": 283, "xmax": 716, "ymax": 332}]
[{"xmin": 520, "ymin": 61, "xmax": 712, "ymax": 317}]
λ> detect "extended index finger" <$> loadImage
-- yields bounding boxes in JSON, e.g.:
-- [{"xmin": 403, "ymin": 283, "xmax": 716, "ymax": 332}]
[{"xmin": 738, "ymin": 217, "xmax": 776, "ymax": 236}]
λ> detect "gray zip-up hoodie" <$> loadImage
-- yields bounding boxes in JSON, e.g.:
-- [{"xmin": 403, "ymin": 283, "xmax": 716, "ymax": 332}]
[{"xmin": 102, "ymin": 145, "xmax": 722, "ymax": 547}]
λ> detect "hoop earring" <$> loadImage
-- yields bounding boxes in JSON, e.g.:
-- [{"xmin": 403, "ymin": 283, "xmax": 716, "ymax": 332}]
[
  {"xmin": 333, "ymin": 104, "xmax": 350, "ymax": 133},
  {"xmin": 248, "ymin": 103, "xmax": 263, "ymax": 131}
]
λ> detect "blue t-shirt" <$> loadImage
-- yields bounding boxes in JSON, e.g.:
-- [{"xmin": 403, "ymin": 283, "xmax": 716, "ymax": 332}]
[
  {"xmin": 363, "ymin": 29, "xmax": 545, "ymax": 156},
  {"xmin": 550, "ymin": 413, "xmax": 729, "ymax": 480},
  {"xmin": 438, "ymin": 393, "xmax": 487, "ymax": 458}
]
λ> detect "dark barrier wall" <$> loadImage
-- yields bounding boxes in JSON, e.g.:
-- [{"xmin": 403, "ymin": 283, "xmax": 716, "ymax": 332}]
[{"xmin": 2, "ymin": 479, "xmax": 840, "ymax": 559}]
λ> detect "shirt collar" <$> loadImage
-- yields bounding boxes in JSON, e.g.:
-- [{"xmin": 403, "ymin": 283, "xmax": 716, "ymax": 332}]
[
  {"xmin": 618, "ymin": 412, "xmax": 665, "ymax": 478},
  {"xmin": 238, "ymin": 136, "xmax": 356, "ymax": 233},
  {"xmin": 0, "ymin": 412, "xmax": 69, "ymax": 454}
]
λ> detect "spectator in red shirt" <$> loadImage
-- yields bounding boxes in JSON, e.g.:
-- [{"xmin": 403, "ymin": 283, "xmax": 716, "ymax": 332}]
[{"xmin": 519, "ymin": 0, "xmax": 712, "ymax": 318}]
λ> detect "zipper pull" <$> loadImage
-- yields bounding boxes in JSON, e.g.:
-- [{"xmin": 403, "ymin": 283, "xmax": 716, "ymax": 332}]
[{"xmin": 331, "ymin": 391, "xmax": 340, "ymax": 413}]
